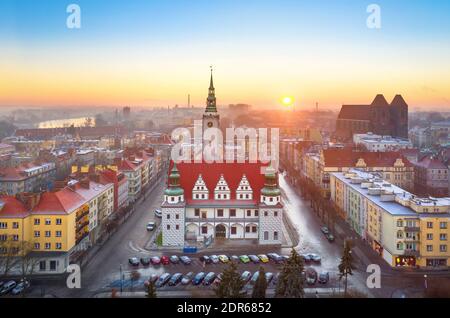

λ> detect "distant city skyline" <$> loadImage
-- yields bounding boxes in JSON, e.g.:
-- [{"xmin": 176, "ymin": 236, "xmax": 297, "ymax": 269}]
[{"xmin": 1, "ymin": 0, "xmax": 450, "ymax": 110}]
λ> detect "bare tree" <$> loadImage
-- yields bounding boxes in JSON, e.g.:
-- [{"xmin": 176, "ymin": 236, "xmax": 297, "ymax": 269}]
[
  {"xmin": 19, "ymin": 240, "xmax": 39, "ymax": 279},
  {"xmin": 0, "ymin": 236, "xmax": 20, "ymax": 277}
]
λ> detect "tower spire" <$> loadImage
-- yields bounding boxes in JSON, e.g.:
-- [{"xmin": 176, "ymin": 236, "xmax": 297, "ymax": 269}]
[{"xmin": 205, "ymin": 66, "xmax": 217, "ymax": 113}]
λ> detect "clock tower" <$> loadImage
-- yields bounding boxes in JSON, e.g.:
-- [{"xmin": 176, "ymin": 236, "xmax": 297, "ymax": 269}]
[{"xmin": 202, "ymin": 67, "xmax": 220, "ymax": 134}]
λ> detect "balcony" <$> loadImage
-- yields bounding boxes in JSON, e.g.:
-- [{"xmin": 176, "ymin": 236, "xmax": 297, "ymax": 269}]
[
  {"xmin": 186, "ymin": 217, "xmax": 259, "ymax": 223},
  {"xmin": 404, "ymin": 226, "xmax": 420, "ymax": 232},
  {"xmin": 404, "ymin": 249, "xmax": 420, "ymax": 257}
]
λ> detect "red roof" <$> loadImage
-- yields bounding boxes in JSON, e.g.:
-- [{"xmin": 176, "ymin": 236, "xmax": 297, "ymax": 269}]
[
  {"xmin": 0, "ymin": 196, "xmax": 29, "ymax": 218},
  {"xmin": 415, "ymin": 156, "xmax": 447, "ymax": 170},
  {"xmin": 172, "ymin": 161, "xmax": 270, "ymax": 204},
  {"xmin": 32, "ymin": 190, "xmax": 85, "ymax": 215},
  {"xmin": 322, "ymin": 149, "xmax": 413, "ymax": 167}
]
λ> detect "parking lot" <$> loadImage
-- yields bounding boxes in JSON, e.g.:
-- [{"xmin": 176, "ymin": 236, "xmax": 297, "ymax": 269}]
[{"xmin": 107, "ymin": 252, "xmax": 338, "ymax": 294}]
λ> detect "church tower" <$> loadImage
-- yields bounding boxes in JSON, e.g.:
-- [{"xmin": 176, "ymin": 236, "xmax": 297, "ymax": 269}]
[
  {"xmin": 202, "ymin": 67, "xmax": 220, "ymax": 134},
  {"xmin": 258, "ymin": 166, "xmax": 283, "ymax": 245},
  {"xmin": 161, "ymin": 163, "xmax": 186, "ymax": 247}
]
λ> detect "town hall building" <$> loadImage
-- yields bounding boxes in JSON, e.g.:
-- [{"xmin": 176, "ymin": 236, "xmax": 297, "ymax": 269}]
[{"xmin": 161, "ymin": 70, "xmax": 283, "ymax": 247}]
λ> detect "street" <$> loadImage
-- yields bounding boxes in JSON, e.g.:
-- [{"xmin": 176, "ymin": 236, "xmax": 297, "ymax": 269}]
[{"xmin": 21, "ymin": 172, "xmax": 448, "ymax": 298}]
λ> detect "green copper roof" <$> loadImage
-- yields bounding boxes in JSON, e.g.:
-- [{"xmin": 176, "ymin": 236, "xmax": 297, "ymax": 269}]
[{"xmin": 164, "ymin": 187, "xmax": 184, "ymax": 196}]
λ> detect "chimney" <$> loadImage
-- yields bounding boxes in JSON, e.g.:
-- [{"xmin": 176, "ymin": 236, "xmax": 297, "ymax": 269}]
[{"xmin": 16, "ymin": 192, "xmax": 41, "ymax": 211}]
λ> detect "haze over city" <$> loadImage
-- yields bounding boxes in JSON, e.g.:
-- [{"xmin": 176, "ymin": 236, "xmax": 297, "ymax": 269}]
[{"xmin": 1, "ymin": 0, "xmax": 450, "ymax": 110}]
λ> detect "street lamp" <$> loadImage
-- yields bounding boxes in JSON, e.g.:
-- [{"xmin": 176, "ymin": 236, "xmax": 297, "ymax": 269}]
[
  {"xmin": 120, "ymin": 264, "xmax": 123, "ymax": 293},
  {"xmin": 424, "ymin": 274, "xmax": 428, "ymax": 290}
]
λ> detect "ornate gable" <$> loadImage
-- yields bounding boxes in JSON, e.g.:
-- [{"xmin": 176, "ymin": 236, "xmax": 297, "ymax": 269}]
[{"xmin": 214, "ymin": 174, "xmax": 230, "ymax": 200}]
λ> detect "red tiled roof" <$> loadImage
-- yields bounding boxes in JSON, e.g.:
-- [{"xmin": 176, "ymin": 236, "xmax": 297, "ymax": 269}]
[
  {"xmin": 322, "ymin": 149, "xmax": 413, "ymax": 167},
  {"xmin": 32, "ymin": 190, "xmax": 85, "ymax": 214},
  {"xmin": 415, "ymin": 156, "xmax": 447, "ymax": 170},
  {"xmin": 0, "ymin": 196, "xmax": 29, "ymax": 218},
  {"xmin": 172, "ymin": 161, "xmax": 270, "ymax": 203}
]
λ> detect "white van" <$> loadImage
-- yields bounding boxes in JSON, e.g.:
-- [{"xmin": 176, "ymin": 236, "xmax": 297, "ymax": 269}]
[{"xmin": 154, "ymin": 209, "xmax": 162, "ymax": 218}]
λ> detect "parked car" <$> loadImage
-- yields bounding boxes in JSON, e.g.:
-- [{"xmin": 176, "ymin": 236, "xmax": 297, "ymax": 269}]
[
  {"xmin": 0, "ymin": 281, "xmax": 4, "ymax": 289},
  {"xmin": 305, "ymin": 268, "xmax": 318, "ymax": 285},
  {"xmin": 250, "ymin": 272, "xmax": 260, "ymax": 285},
  {"xmin": 180, "ymin": 256, "xmax": 192, "ymax": 265},
  {"xmin": 146, "ymin": 222, "xmax": 156, "ymax": 231},
  {"xmin": 272, "ymin": 272, "xmax": 280, "ymax": 286},
  {"xmin": 265, "ymin": 272, "xmax": 274, "ymax": 284},
  {"xmin": 239, "ymin": 255, "xmax": 250, "ymax": 264},
  {"xmin": 151, "ymin": 256, "xmax": 161, "ymax": 265},
  {"xmin": 168, "ymin": 273, "xmax": 183, "ymax": 286},
  {"xmin": 230, "ymin": 255, "xmax": 239, "ymax": 262},
  {"xmin": 200, "ymin": 255, "xmax": 212, "ymax": 264},
  {"xmin": 170, "ymin": 255, "xmax": 180, "ymax": 264},
  {"xmin": 140, "ymin": 257, "xmax": 151, "ymax": 266},
  {"xmin": 258, "ymin": 254, "xmax": 269, "ymax": 263},
  {"xmin": 128, "ymin": 257, "xmax": 140, "ymax": 266},
  {"xmin": 155, "ymin": 273, "xmax": 171, "ymax": 287},
  {"xmin": 154, "ymin": 209, "xmax": 162, "ymax": 218},
  {"xmin": 203, "ymin": 272, "xmax": 216, "ymax": 286},
  {"xmin": 144, "ymin": 274, "xmax": 159, "ymax": 285},
  {"xmin": 240, "ymin": 271, "xmax": 252, "ymax": 283},
  {"xmin": 0, "ymin": 280, "xmax": 16, "ymax": 295},
  {"xmin": 161, "ymin": 256, "xmax": 170, "ymax": 265},
  {"xmin": 321, "ymin": 226, "xmax": 330, "ymax": 235},
  {"xmin": 218, "ymin": 255, "xmax": 229, "ymax": 263},
  {"xmin": 267, "ymin": 253, "xmax": 283, "ymax": 263},
  {"xmin": 309, "ymin": 254, "xmax": 321, "ymax": 263},
  {"xmin": 301, "ymin": 254, "xmax": 312, "ymax": 262},
  {"xmin": 213, "ymin": 273, "xmax": 223, "ymax": 285},
  {"xmin": 281, "ymin": 255, "xmax": 290, "ymax": 262},
  {"xmin": 249, "ymin": 255, "xmax": 260, "ymax": 264},
  {"xmin": 318, "ymin": 272, "xmax": 330, "ymax": 284},
  {"xmin": 192, "ymin": 272, "xmax": 206, "ymax": 285},
  {"xmin": 181, "ymin": 272, "xmax": 194, "ymax": 285},
  {"xmin": 326, "ymin": 233, "xmax": 335, "ymax": 242},
  {"xmin": 210, "ymin": 255, "xmax": 220, "ymax": 264}
]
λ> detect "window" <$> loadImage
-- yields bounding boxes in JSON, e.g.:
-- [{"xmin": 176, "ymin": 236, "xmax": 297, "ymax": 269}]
[
  {"xmin": 231, "ymin": 227, "xmax": 237, "ymax": 235},
  {"xmin": 12, "ymin": 235, "xmax": 19, "ymax": 241},
  {"xmin": 175, "ymin": 214, "xmax": 179, "ymax": 220},
  {"xmin": 427, "ymin": 245, "xmax": 433, "ymax": 252},
  {"xmin": 427, "ymin": 233, "xmax": 433, "ymax": 240},
  {"xmin": 56, "ymin": 243, "xmax": 62, "ymax": 250},
  {"xmin": 167, "ymin": 214, "xmax": 170, "ymax": 220},
  {"xmin": 166, "ymin": 225, "xmax": 170, "ymax": 230},
  {"xmin": 255, "ymin": 210, "xmax": 259, "ymax": 217},
  {"xmin": 45, "ymin": 231, "xmax": 51, "ymax": 237},
  {"xmin": 34, "ymin": 243, "xmax": 40, "ymax": 250},
  {"xmin": 50, "ymin": 261, "xmax": 57, "ymax": 271},
  {"xmin": 45, "ymin": 243, "xmax": 51, "ymax": 250},
  {"xmin": 194, "ymin": 209, "xmax": 200, "ymax": 217},
  {"xmin": 176, "ymin": 225, "xmax": 179, "ymax": 230},
  {"xmin": 440, "ymin": 222, "xmax": 448, "ymax": 229},
  {"xmin": 440, "ymin": 245, "xmax": 447, "ymax": 252},
  {"xmin": 252, "ymin": 226, "xmax": 257, "ymax": 233},
  {"xmin": 0, "ymin": 222, "xmax": 6, "ymax": 229},
  {"xmin": 34, "ymin": 231, "xmax": 40, "ymax": 238},
  {"xmin": 56, "ymin": 231, "xmax": 62, "ymax": 237},
  {"xmin": 39, "ymin": 261, "xmax": 46, "ymax": 271},
  {"xmin": 264, "ymin": 211, "xmax": 268, "ymax": 217},
  {"xmin": 202, "ymin": 212, "xmax": 207, "ymax": 219},
  {"xmin": 217, "ymin": 209, "xmax": 224, "ymax": 217},
  {"xmin": 245, "ymin": 225, "xmax": 250, "ymax": 233},
  {"xmin": 202, "ymin": 226, "xmax": 208, "ymax": 234},
  {"xmin": 274, "ymin": 231, "xmax": 279, "ymax": 241},
  {"xmin": 274, "ymin": 211, "xmax": 278, "ymax": 217},
  {"xmin": 45, "ymin": 219, "xmax": 51, "ymax": 225},
  {"xmin": 12, "ymin": 222, "xmax": 19, "ymax": 229},
  {"xmin": 56, "ymin": 219, "xmax": 62, "ymax": 225},
  {"xmin": 246, "ymin": 210, "xmax": 251, "ymax": 217},
  {"xmin": 396, "ymin": 242, "xmax": 404, "ymax": 250},
  {"xmin": 230, "ymin": 209, "xmax": 236, "ymax": 217},
  {"xmin": 264, "ymin": 231, "xmax": 269, "ymax": 240},
  {"xmin": 440, "ymin": 234, "xmax": 448, "ymax": 241},
  {"xmin": 0, "ymin": 235, "xmax": 6, "ymax": 241},
  {"xmin": 34, "ymin": 219, "xmax": 40, "ymax": 225},
  {"xmin": 397, "ymin": 220, "xmax": 403, "ymax": 227},
  {"xmin": 427, "ymin": 222, "xmax": 433, "ymax": 229}
]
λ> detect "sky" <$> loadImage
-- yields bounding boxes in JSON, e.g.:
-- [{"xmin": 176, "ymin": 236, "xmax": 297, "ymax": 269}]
[{"xmin": 1, "ymin": 0, "xmax": 450, "ymax": 110}]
